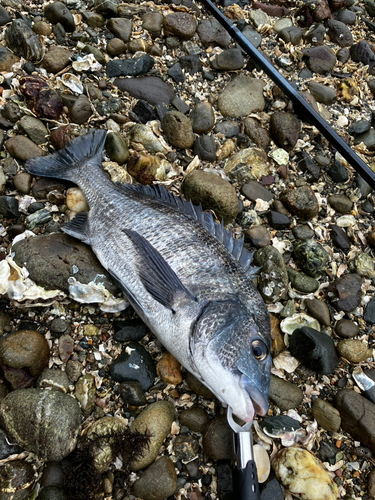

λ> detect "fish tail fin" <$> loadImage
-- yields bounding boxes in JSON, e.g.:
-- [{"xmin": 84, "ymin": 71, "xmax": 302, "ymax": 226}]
[{"xmin": 25, "ymin": 129, "xmax": 107, "ymax": 181}]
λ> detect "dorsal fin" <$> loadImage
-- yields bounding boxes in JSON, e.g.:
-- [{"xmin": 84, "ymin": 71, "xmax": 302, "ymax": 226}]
[{"xmin": 120, "ymin": 183, "xmax": 259, "ymax": 276}]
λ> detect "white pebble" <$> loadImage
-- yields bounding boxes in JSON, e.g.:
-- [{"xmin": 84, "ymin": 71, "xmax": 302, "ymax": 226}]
[
  {"xmin": 337, "ymin": 115, "xmax": 348, "ymax": 127},
  {"xmin": 66, "ymin": 187, "xmax": 89, "ymax": 213}
]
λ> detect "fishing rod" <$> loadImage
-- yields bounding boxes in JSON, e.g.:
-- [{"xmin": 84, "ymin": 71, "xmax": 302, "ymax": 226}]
[{"xmin": 200, "ymin": 0, "xmax": 375, "ymax": 190}]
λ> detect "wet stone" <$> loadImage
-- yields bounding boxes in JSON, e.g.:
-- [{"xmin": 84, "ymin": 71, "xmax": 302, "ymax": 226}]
[
  {"xmin": 326, "ymin": 19, "xmax": 353, "ymax": 47},
  {"xmin": 328, "ymin": 194, "xmax": 353, "ymax": 213},
  {"xmin": 307, "ymin": 81, "xmax": 337, "ymax": 105},
  {"xmin": 211, "ymin": 48, "xmax": 244, "ymax": 71},
  {"xmin": 353, "ymin": 129, "xmax": 375, "ymax": 151},
  {"xmin": 167, "ymin": 63, "xmax": 184, "ymax": 84},
  {"xmin": 288, "ymin": 269, "xmax": 319, "ymax": 293},
  {"xmin": 292, "ymin": 224, "xmax": 314, "ymax": 240},
  {"xmin": 161, "ymin": 111, "xmax": 194, "ymax": 149},
  {"xmin": 105, "ymin": 131, "xmax": 129, "ymax": 165},
  {"xmin": 44, "ymin": 1, "xmax": 75, "ymax": 31},
  {"xmin": 241, "ymin": 180, "xmax": 273, "ymax": 203},
  {"xmin": 132, "ymin": 456, "xmax": 177, "ymax": 500},
  {"xmin": 217, "ymin": 75, "xmax": 265, "ymax": 118},
  {"xmin": 269, "ymin": 375, "xmax": 304, "ymax": 411},
  {"xmin": 267, "ymin": 210, "xmax": 291, "ymax": 230},
  {"xmin": 113, "ymin": 319, "xmax": 147, "ymax": 342},
  {"xmin": 280, "ymin": 186, "xmax": 319, "ymax": 219},
  {"xmin": 312, "ymin": 398, "xmax": 341, "ymax": 432},
  {"xmin": 0, "ymin": 47, "xmax": 19, "ymax": 72},
  {"xmin": 254, "ymin": 245, "xmax": 289, "ymax": 303},
  {"xmin": 289, "ymin": 327, "xmax": 340, "ymax": 375},
  {"xmin": 330, "ymin": 224, "xmax": 351, "ymax": 250},
  {"xmin": 69, "ymin": 95, "xmax": 92, "ymax": 124},
  {"xmin": 305, "ymin": 298, "xmax": 331, "ymax": 326},
  {"xmin": 0, "ymin": 388, "xmax": 81, "ymax": 461},
  {"xmin": 0, "ymin": 197, "xmax": 20, "ymax": 218},
  {"xmin": 328, "ymin": 273, "xmax": 362, "ymax": 313},
  {"xmin": 5, "ymin": 19, "xmax": 43, "ymax": 62},
  {"xmin": 142, "ymin": 12, "xmax": 163, "ymax": 38},
  {"xmin": 269, "ymin": 112, "xmax": 300, "ymax": 150},
  {"xmin": 302, "ymin": 46, "xmax": 336, "ymax": 74},
  {"xmin": 244, "ymin": 225, "xmax": 270, "ymax": 248},
  {"xmin": 197, "ymin": 18, "xmax": 231, "ymax": 48},
  {"xmin": 109, "ymin": 341, "xmax": 156, "ymax": 390},
  {"xmin": 164, "ymin": 12, "xmax": 197, "ymax": 40},
  {"xmin": 192, "ymin": 134, "xmax": 215, "ymax": 161},
  {"xmin": 203, "ymin": 415, "xmax": 232, "ymax": 461},
  {"xmin": 106, "ymin": 54, "xmax": 154, "ymax": 78},
  {"xmin": 335, "ymin": 318, "xmax": 359, "ymax": 338},
  {"xmin": 119, "ymin": 381, "xmax": 146, "ymax": 406},
  {"xmin": 106, "ymin": 18, "xmax": 132, "ymax": 42},
  {"xmin": 179, "ymin": 407, "xmax": 209, "ymax": 433},
  {"xmin": 293, "ymin": 240, "xmax": 329, "ymax": 278},
  {"xmin": 337, "ymin": 339, "xmax": 373, "ymax": 363},
  {"xmin": 190, "ymin": 102, "xmax": 215, "ymax": 133},
  {"xmin": 279, "ymin": 26, "xmax": 303, "ymax": 45},
  {"xmin": 243, "ymin": 117, "xmax": 270, "ymax": 150},
  {"xmin": 106, "ymin": 38, "xmax": 126, "ymax": 56},
  {"xmin": 185, "ymin": 371, "xmax": 215, "ymax": 399}
]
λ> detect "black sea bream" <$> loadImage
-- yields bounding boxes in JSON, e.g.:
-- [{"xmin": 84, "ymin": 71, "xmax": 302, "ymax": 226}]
[{"xmin": 26, "ymin": 129, "xmax": 271, "ymax": 423}]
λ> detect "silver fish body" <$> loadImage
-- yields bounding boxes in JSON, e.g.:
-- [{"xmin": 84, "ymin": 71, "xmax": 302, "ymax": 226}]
[{"xmin": 26, "ymin": 129, "xmax": 271, "ymax": 422}]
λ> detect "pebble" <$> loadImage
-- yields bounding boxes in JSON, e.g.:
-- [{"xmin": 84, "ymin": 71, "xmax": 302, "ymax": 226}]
[
  {"xmin": 268, "ymin": 374, "xmax": 303, "ymax": 411},
  {"xmin": 328, "ymin": 194, "xmax": 353, "ymax": 213},
  {"xmin": 244, "ymin": 225, "xmax": 270, "ymax": 248},
  {"xmin": 119, "ymin": 381, "xmax": 147, "ymax": 406},
  {"xmin": 37, "ymin": 368, "xmax": 70, "ymax": 393},
  {"xmin": 328, "ymin": 158, "xmax": 349, "ymax": 183},
  {"xmin": 335, "ymin": 319, "xmax": 359, "ymax": 339},
  {"xmin": 18, "ymin": 115, "xmax": 48, "ymax": 145},
  {"xmin": 107, "ymin": 17, "xmax": 132, "ymax": 41},
  {"xmin": 270, "ymin": 314, "xmax": 285, "ymax": 355},
  {"xmin": 254, "ymin": 245, "xmax": 289, "ymax": 303},
  {"xmin": 335, "ymin": 389, "xmax": 375, "ymax": 454},
  {"xmin": 105, "ymin": 131, "xmax": 129, "ymax": 165},
  {"xmin": 132, "ymin": 456, "xmax": 177, "ymax": 500},
  {"xmin": 328, "ymin": 273, "xmax": 362, "ymax": 313},
  {"xmin": 0, "ymin": 388, "xmax": 81, "ymax": 461},
  {"xmin": 5, "ymin": 19, "xmax": 43, "ymax": 61},
  {"xmin": 305, "ymin": 298, "xmax": 331, "ymax": 326},
  {"xmin": 243, "ymin": 117, "xmax": 270, "ymax": 149},
  {"xmin": 0, "ymin": 196, "xmax": 19, "ymax": 218},
  {"xmin": 156, "ymin": 352, "xmax": 182, "ymax": 385},
  {"xmin": 174, "ymin": 434, "xmax": 199, "ymax": 462},
  {"xmin": 106, "ymin": 37, "xmax": 126, "ymax": 56},
  {"xmin": 355, "ymin": 252, "xmax": 375, "ymax": 278},
  {"xmin": 326, "ymin": 19, "xmax": 353, "ymax": 47},
  {"xmin": 197, "ymin": 18, "xmax": 231, "ymax": 48},
  {"xmin": 179, "ymin": 407, "xmax": 209, "ymax": 433},
  {"xmin": 109, "ymin": 340, "xmax": 156, "ymax": 390},
  {"xmin": 337, "ymin": 339, "xmax": 372, "ymax": 363},
  {"xmin": 289, "ymin": 327, "xmax": 340, "ymax": 375},
  {"xmin": 330, "ymin": 224, "xmax": 351, "ymax": 250},
  {"xmin": 250, "ymin": 8, "xmax": 270, "ymax": 27},
  {"xmin": 270, "ymin": 111, "xmax": 301, "ymax": 150},
  {"xmin": 0, "ymin": 5, "xmax": 11, "ymax": 25},
  {"xmin": 293, "ymin": 240, "xmax": 330, "ymax": 278},
  {"xmin": 6, "ymin": 135, "xmax": 45, "ymax": 161},
  {"xmin": 44, "ymin": 1, "xmax": 75, "ymax": 32},
  {"xmin": 94, "ymin": 0, "xmax": 118, "ymax": 17},
  {"xmin": 42, "ymin": 46, "xmax": 71, "ymax": 73},
  {"xmin": 130, "ymin": 401, "xmax": 175, "ymax": 470},
  {"xmin": 278, "ymin": 26, "xmax": 303, "ymax": 45},
  {"xmin": 203, "ymin": 415, "xmax": 232, "ymax": 461},
  {"xmin": 307, "ymin": 81, "xmax": 337, "ymax": 105},
  {"xmin": 267, "ymin": 210, "xmax": 291, "ymax": 229},
  {"xmin": 106, "ymin": 54, "xmax": 154, "ymax": 78},
  {"xmin": 303, "ymin": 45, "xmax": 337, "ymax": 74},
  {"xmin": 311, "ymin": 398, "xmax": 341, "ymax": 432},
  {"xmin": 354, "ymin": 129, "xmax": 375, "ymax": 151},
  {"xmin": 113, "ymin": 318, "xmax": 147, "ymax": 342},
  {"xmin": 142, "ymin": 12, "xmax": 163, "ymax": 39},
  {"xmin": 0, "ymin": 330, "xmax": 50, "ymax": 390},
  {"xmin": 13, "ymin": 172, "xmax": 32, "ymax": 194},
  {"xmin": 241, "ymin": 180, "xmax": 273, "ymax": 203},
  {"xmin": 0, "ymin": 46, "xmax": 19, "ymax": 71},
  {"xmin": 292, "ymin": 224, "xmax": 314, "ymax": 240},
  {"xmin": 217, "ymin": 75, "xmax": 265, "ymax": 118},
  {"xmin": 12, "ymin": 233, "xmax": 116, "ymax": 294},
  {"xmin": 273, "ymin": 447, "xmax": 338, "ymax": 500},
  {"xmin": 163, "ymin": 12, "xmax": 197, "ymax": 40},
  {"xmin": 190, "ymin": 101, "xmax": 215, "ymax": 133},
  {"xmin": 69, "ymin": 95, "xmax": 92, "ymax": 124},
  {"xmin": 114, "ymin": 76, "xmax": 175, "ymax": 106},
  {"xmin": 0, "ymin": 460, "xmax": 35, "ymax": 500},
  {"xmin": 74, "ymin": 373, "xmax": 96, "ymax": 414},
  {"xmin": 224, "ymin": 147, "xmax": 269, "ymax": 183},
  {"xmin": 161, "ymin": 110, "xmax": 194, "ymax": 149},
  {"xmin": 185, "ymin": 371, "xmax": 215, "ymax": 399},
  {"xmin": 288, "ymin": 269, "xmax": 319, "ymax": 293},
  {"xmin": 211, "ymin": 48, "xmax": 244, "ymax": 71},
  {"xmin": 239, "ymin": 24, "xmax": 262, "ymax": 49}
]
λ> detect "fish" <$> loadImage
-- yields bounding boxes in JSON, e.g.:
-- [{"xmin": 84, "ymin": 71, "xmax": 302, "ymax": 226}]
[{"xmin": 25, "ymin": 129, "xmax": 271, "ymax": 423}]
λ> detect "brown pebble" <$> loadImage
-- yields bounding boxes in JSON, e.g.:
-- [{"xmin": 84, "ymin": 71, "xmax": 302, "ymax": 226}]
[
  {"xmin": 156, "ymin": 352, "xmax": 182, "ymax": 385},
  {"xmin": 106, "ymin": 38, "xmax": 126, "ymax": 56},
  {"xmin": 269, "ymin": 314, "xmax": 285, "ymax": 356},
  {"xmin": 335, "ymin": 318, "xmax": 359, "ymax": 338},
  {"xmin": 244, "ymin": 225, "xmax": 270, "ymax": 248}
]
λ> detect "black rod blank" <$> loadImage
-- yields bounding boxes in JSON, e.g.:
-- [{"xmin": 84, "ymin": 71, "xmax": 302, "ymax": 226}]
[{"xmin": 200, "ymin": 0, "xmax": 375, "ymax": 189}]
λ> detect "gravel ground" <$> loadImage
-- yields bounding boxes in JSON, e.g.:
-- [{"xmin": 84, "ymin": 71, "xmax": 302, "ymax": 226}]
[{"xmin": 2, "ymin": 0, "xmax": 375, "ymax": 499}]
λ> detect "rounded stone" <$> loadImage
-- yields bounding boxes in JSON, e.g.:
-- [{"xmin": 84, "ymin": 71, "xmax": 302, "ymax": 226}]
[
  {"xmin": 119, "ymin": 381, "xmax": 147, "ymax": 406},
  {"xmin": 132, "ymin": 456, "xmax": 177, "ymax": 500},
  {"xmin": 211, "ymin": 48, "xmax": 244, "ymax": 71},
  {"xmin": 203, "ymin": 415, "xmax": 232, "ymax": 461},
  {"xmin": 106, "ymin": 38, "xmax": 126, "ymax": 56},
  {"xmin": 328, "ymin": 194, "xmax": 353, "ymax": 213},
  {"xmin": 244, "ymin": 225, "xmax": 270, "ymax": 248},
  {"xmin": 335, "ymin": 319, "xmax": 359, "ymax": 338},
  {"xmin": 302, "ymin": 46, "xmax": 336, "ymax": 74},
  {"xmin": 36, "ymin": 368, "xmax": 71, "ymax": 393},
  {"xmin": 269, "ymin": 112, "xmax": 300, "ymax": 150},
  {"xmin": 190, "ymin": 102, "xmax": 215, "ymax": 133},
  {"xmin": 197, "ymin": 18, "xmax": 231, "ymax": 48},
  {"xmin": 0, "ymin": 389, "xmax": 81, "ymax": 461},
  {"xmin": 161, "ymin": 111, "xmax": 194, "ymax": 149},
  {"xmin": 185, "ymin": 371, "xmax": 215, "ymax": 399},
  {"xmin": 269, "ymin": 375, "xmax": 303, "ymax": 411},
  {"xmin": 5, "ymin": 20, "xmax": 43, "ymax": 62},
  {"xmin": 307, "ymin": 81, "xmax": 337, "ymax": 105},
  {"xmin": 0, "ymin": 46, "xmax": 19, "ymax": 72},
  {"xmin": 156, "ymin": 352, "xmax": 182, "ymax": 385},
  {"xmin": 42, "ymin": 46, "xmax": 71, "ymax": 74},
  {"xmin": 280, "ymin": 186, "xmax": 319, "ymax": 219},
  {"xmin": 13, "ymin": 172, "xmax": 32, "ymax": 194},
  {"xmin": 305, "ymin": 298, "xmax": 331, "ymax": 327},
  {"xmin": 44, "ymin": 1, "xmax": 75, "ymax": 32},
  {"xmin": 183, "ymin": 170, "xmax": 238, "ymax": 224},
  {"xmin": 142, "ymin": 12, "xmax": 163, "ymax": 38},
  {"xmin": 18, "ymin": 115, "xmax": 48, "ymax": 145},
  {"xmin": 293, "ymin": 240, "xmax": 330, "ymax": 278},
  {"xmin": 33, "ymin": 21, "xmax": 52, "ymax": 36},
  {"xmin": 69, "ymin": 95, "xmax": 92, "ymax": 124},
  {"xmin": 217, "ymin": 76, "xmax": 265, "ymax": 118},
  {"xmin": 288, "ymin": 269, "xmax": 319, "ymax": 293},
  {"xmin": 311, "ymin": 398, "xmax": 341, "ymax": 432},
  {"xmin": 337, "ymin": 339, "xmax": 373, "ymax": 363},
  {"xmin": 105, "ymin": 131, "xmax": 129, "ymax": 165},
  {"xmin": 5, "ymin": 135, "xmax": 45, "ymax": 161},
  {"xmin": 179, "ymin": 407, "xmax": 209, "ymax": 433},
  {"xmin": 130, "ymin": 401, "xmax": 175, "ymax": 470},
  {"xmin": 253, "ymin": 245, "xmax": 289, "ymax": 303},
  {"xmin": 163, "ymin": 12, "xmax": 197, "ymax": 40}
]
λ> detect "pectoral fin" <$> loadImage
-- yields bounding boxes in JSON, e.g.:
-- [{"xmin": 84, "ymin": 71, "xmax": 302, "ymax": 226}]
[{"xmin": 123, "ymin": 228, "xmax": 196, "ymax": 313}]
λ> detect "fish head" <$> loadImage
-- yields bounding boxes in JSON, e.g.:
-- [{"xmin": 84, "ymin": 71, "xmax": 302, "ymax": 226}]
[{"xmin": 192, "ymin": 300, "xmax": 271, "ymax": 423}]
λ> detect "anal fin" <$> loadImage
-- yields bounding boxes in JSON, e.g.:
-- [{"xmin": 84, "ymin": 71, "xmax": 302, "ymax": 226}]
[
  {"xmin": 63, "ymin": 212, "xmax": 90, "ymax": 243},
  {"xmin": 123, "ymin": 228, "xmax": 196, "ymax": 313}
]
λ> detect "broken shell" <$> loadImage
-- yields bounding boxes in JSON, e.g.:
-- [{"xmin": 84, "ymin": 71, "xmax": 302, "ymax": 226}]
[
  {"xmin": 280, "ymin": 313, "xmax": 320, "ymax": 335},
  {"xmin": 58, "ymin": 73, "xmax": 84, "ymax": 94},
  {"xmin": 72, "ymin": 54, "xmax": 102, "ymax": 73},
  {"xmin": 130, "ymin": 124, "xmax": 169, "ymax": 154},
  {"xmin": 253, "ymin": 444, "xmax": 270, "ymax": 483},
  {"xmin": 272, "ymin": 351, "xmax": 299, "ymax": 373},
  {"xmin": 66, "ymin": 187, "xmax": 89, "ymax": 213},
  {"xmin": 269, "ymin": 148, "xmax": 289, "ymax": 165},
  {"xmin": 68, "ymin": 276, "xmax": 128, "ymax": 313}
]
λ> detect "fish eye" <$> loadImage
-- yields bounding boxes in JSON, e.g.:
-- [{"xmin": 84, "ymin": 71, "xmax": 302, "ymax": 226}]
[{"xmin": 251, "ymin": 339, "xmax": 268, "ymax": 361}]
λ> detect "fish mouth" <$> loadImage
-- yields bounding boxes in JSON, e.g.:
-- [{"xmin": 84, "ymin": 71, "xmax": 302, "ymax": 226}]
[{"xmin": 241, "ymin": 375, "xmax": 268, "ymax": 417}]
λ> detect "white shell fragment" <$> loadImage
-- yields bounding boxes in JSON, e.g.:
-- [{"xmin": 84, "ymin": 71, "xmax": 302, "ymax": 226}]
[
  {"xmin": 268, "ymin": 148, "xmax": 289, "ymax": 165},
  {"xmin": 273, "ymin": 351, "xmax": 300, "ymax": 373},
  {"xmin": 272, "ymin": 447, "xmax": 338, "ymax": 500},
  {"xmin": 280, "ymin": 313, "xmax": 320, "ymax": 335},
  {"xmin": 253, "ymin": 444, "xmax": 270, "ymax": 483},
  {"xmin": 72, "ymin": 54, "xmax": 102, "ymax": 72},
  {"xmin": 68, "ymin": 276, "xmax": 128, "ymax": 313},
  {"xmin": 58, "ymin": 73, "xmax": 84, "ymax": 94}
]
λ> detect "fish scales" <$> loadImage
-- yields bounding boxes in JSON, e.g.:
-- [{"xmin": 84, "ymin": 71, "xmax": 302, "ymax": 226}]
[{"xmin": 26, "ymin": 129, "xmax": 271, "ymax": 423}]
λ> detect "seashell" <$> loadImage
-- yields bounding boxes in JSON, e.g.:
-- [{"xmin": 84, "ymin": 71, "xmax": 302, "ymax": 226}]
[
  {"xmin": 272, "ymin": 351, "xmax": 299, "ymax": 373},
  {"xmin": 253, "ymin": 444, "xmax": 270, "ymax": 483},
  {"xmin": 130, "ymin": 124, "xmax": 169, "ymax": 154},
  {"xmin": 72, "ymin": 54, "xmax": 102, "ymax": 73},
  {"xmin": 280, "ymin": 313, "xmax": 320, "ymax": 335},
  {"xmin": 269, "ymin": 148, "xmax": 289, "ymax": 165},
  {"xmin": 68, "ymin": 276, "xmax": 128, "ymax": 313},
  {"xmin": 59, "ymin": 73, "xmax": 84, "ymax": 94}
]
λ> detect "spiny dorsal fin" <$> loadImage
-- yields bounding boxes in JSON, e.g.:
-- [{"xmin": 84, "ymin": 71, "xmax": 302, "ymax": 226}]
[{"xmin": 121, "ymin": 183, "xmax": 258, "ymax": 276}]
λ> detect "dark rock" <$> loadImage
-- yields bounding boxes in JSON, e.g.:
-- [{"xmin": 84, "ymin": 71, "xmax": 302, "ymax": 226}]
[
  {"xmin": 288, "ymin": 269, "xmax": 320, "ymax": 293},
  {"xmin": 307, "ymin": 81, "xmax": 337, "ymax": 104},
  {"xmin": 303, "ymin": 23, "xmax": 326, "ymax": 44},
  {"xmin": 238, "ymin": 24, "xmax": 262, "ymax": 49},
  {"xmin": 37, "ymin": 486, "xmax": 67, "ymax": 500},
  {"xmin": 350, "ymin": 40, "xmax": 375, "ymax": 67},
  {"xmin": 293, "ymin": 240, "xmax": 330, "ymax": 278},
  {"xmin": 0, "ymin": 46, "xmax": 19, "ymax": 71},
  {"xmin": 348, "ymin": 119, "xmax": 371, "ymax": 136},
  {"xmin": 0, "ymin": 5, "xmax": 11, "ymax": 26},
  {"xmin": 0, "ymin": 460, "xmax": 35, "ymax": 500},
  {"xmin": 0, "ymin": 428, "xmax": 22, "ymax": 460},
  {"xmin": 217, "ymin": 462, "xmax": 234, "ymax": 499},
  {"xmin": 190, "ymin": 102, "xmax": 215, "ymax": 133},
  {"xmin": 269, "ymin": 111, "xmax": 300, "ymax": 150},
  {"xmin": 119, "ymin": 381, "xmax": 147, "ymax": 406},
  {"xmin": 114, "ymin": 76, "xmax": 175, "ymax": 105},
  {"xmin": 142, "ymin": 12, "xmax": 163, "ymax": 38},
  {"xmin": 241, "ymin": 180, "xmax": 273, "ymax": 203},
  {"xmin": 185, "ymin": 371, "xmax": 215, "ymax": 399},
  {"xmin": 5, "ymin": 19, "xmax": 43, "ymax": 61},
  {"xmin": 335, "ymin": 318, "xmax": 359, "ymax": 338},
  {"xmin": 353, "ymin": 129, "xmax": 375, "ymax": 151},
  {"xmin": 161, "ymin": 111, "xmax": 194, "ymax": 149},
  {"xmin": 243, "ymin": 117, "xmax": 270, "ymax": 149},
  {"xmin": 171, "ymin": 95, "xmax": 189, "ymax": 114},
  {"xmin": 244, "ymin": 225, "xmax": 270, "ymax": 248},
  {"xmin": 193, "ymin": 134, "xmax": 216, "ymax": 161},
  {"xmin": 132, "ymin": 456, "xmax": 177, "ymax": 500},
  {"xmin": 106, "ymin": 37, "xmax": 126, "ymax": 56},
  {"xmin": 211, "ymin": 48, "xmax": 244, "ymax": 71},
  {"xmin": 254, "ymin": 246, "xmax": 289, "ymax": 303},
  {"xmin": 109, "ymin": 341, "xmax": 156, "ymax": 390},
  {"xmin": 179, "ymin": 54, "xmax": 203, "ymax": 74},
  {"xmin": 179, "ymin": 407, "xmax": 209, "ymax": 433},
  {"xmin": 174, "ymin": 434, "xmax": 199, "ymax": 462},
  {"xmin": 167, "ymin": 62, "xmax": 185, "ymax": 84},
  {"xmin": 364, "ymin": 296, "xmax": 375, "ymax": 324},
  {"xmin": 269, "ymin": 375, "xmax": 303, "ymax": 411},
  {"xmin": 336, "ymin": 47, "xmax": 350, "ymax": 63},
  {"xmin": 296, "ymin": 0, "xmax": 331, "ymax": 26},
  {"xmin": 335, "ymin": 389, "xmax": 375, "ymax": 454},
  {"xmin": 327, "ymin": 273, "xmax": 362, "ymax": 312},
  {"xmin": 113, "ymin": 319, "xmax": 147, "ymax": 342},
  {"xmin": 326, "ymin": 19, "xmax": 353, "ymax": 46},
  {"xmin": 0, "ymin": 196, "xmax": 19, "ymax": 218},
  {"xmin": 42, "ymin": 46, "xmax": 71, "ymax": 74},
  {"xmin": 106, "ymin": 54, "xmax": 154, "ymax": 78},
  {"xmin": 12, "ymin": 233, "xmax": 117, "ymax": 294},
  {"xmin": 295, "ymin": 152, "xmax": 320, "ymax": 182},
  {"xmin": 312, "ymin": 398, "xmax": 341, "ymax": 432},
  {"xmin": 133, "ymin": 100, "xmax": 157, "ymax": 124},
  {"xmin": 318, "ymin": 441, "xmax": 338, "ymax": 464},
  {"xmin": 44, "ymin": 1, "xmax": 75, "ymax": 32},
  {"xmin": 279, "ymin": 26, "xmax": 303, "ymax": 45},
  {"xmin": 305, "ymin": 298, "xmax": 331, "ymax": 326},
  {"xmin": 327, "ymin": 194, "xmax": 353, "ymax": 213},
  {"xmin": 327, "ymin": 159, "xmax": 349, "ymax": 182},
  {"xmin": 267, "ymin": 210, "xmax": 291, "ymax": 229},
  {"xmin": 292, "ymin": 224, "xmax": 314, "ymax": 240},
  {"xmin": 214, "ymin": 121, "xmax": 240, "ymax": 138},
  {"xmin": 197, "ymin": 18, "xmax": 231, "ymax": 48},
  {"xmin": 69, "ymin": 95, "xmax": 92, "ymax": 124},
  {"xmin": 94, "ymin": 0, "xmax": 118, "ymax": 17},
  {"xmin": 164, "ymin": 12, "xmax": 197, "ymax": 40},
  {"xmin": 105, "ymin": 131, "xmax": 129, "ymax": 165},
  {"xmin": 20, "ymin": 75, "xmax": 63, "ymax": 120},
  {"xmin": 203, "ymin": 415, "xmax": 232, "ymax": 461},
  {"xmin": 289, "ymin": 327, "xmax": 340, "ymax": 374},
  {"xmin": 106, "ymin": 17, "xmax": 132, "ymax": 42},
  {"xmin": 303, "ymin": 45, "xmax": 336, "ymax": 74},
  {"xmin": 94, "ymin": 97, "xmax": 123, "ymax": 116},
  {"xmin": 280, "ymin": 186, "xmax": 319, "ymax": 219}
]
